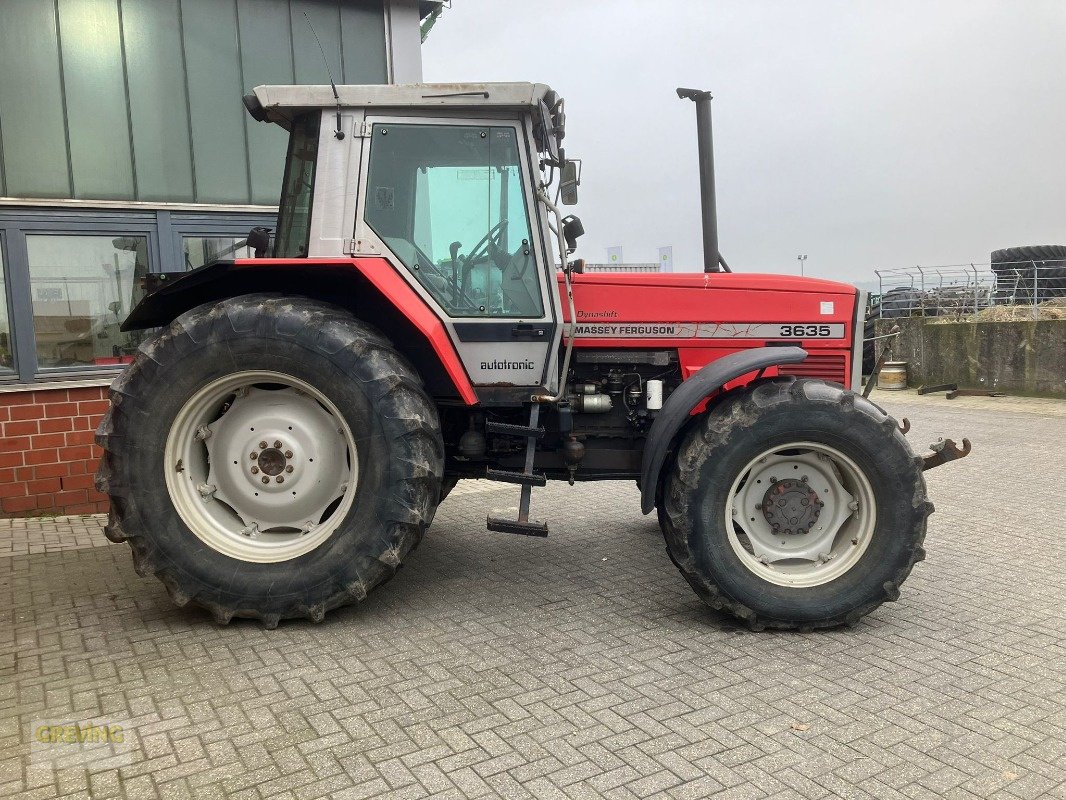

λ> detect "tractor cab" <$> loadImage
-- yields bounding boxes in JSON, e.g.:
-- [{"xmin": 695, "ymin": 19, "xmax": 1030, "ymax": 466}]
[{"xmin": 244, "ymin": 83, "xmax": 577, "ymax": 394}]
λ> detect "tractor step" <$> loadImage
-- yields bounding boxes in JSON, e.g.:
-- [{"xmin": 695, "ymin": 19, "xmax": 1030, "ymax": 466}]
[
  {"xmin": 485, "ymin": 468, "xmax": 546, "ymax": 487},
  {"xmin": 483, "ymin": 404, "xmax": 549, "ymax": 537},
  {"xmin": 484, "ymin": 421, "xmax": 545, "ymax": 439},
  {"xmin": 486, "ymin": 515, "xmax": 549, "ymax": 537}
]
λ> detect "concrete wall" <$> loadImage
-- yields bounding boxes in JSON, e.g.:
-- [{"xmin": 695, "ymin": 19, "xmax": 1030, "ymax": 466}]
[{"xmin": 874, "ymin": 317, "xmax": 1066, "ymax": 396}]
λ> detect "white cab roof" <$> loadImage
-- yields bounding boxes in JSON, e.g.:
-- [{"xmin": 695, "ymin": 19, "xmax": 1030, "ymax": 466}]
[{"xmin": 250, "ymin": 83, "xmax": 553, "ymax": 124}]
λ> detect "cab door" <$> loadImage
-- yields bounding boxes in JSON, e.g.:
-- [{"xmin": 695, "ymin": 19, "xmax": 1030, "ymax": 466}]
[{"xmin": 354, "ymin": 117, "xmax": 559, "ymax": 392}]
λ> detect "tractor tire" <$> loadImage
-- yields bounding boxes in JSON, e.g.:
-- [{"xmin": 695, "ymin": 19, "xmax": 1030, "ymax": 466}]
[
  {"xmin": 990, "ymin": 244, "xmax": 1066, "ymax": 266},
  {"xmin": 659, "ymin": 377, "xmax": 930, "ymax": 630},
  {"xmin": 990, "ymin": 245, "xmax": 1066, "ymax": 301},
  {"xmin": 439, "ymin": 476, "xmax": 460, "ymax": 502},
  {"xmin": 95, "ymin": 294, "xmax": 444, "ymax": 628}
]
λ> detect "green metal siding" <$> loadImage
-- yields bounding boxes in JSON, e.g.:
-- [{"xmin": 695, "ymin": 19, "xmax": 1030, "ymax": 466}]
[
  {"xmin": 0, "ymin": 0, "xmax": 388, "ymax": 206},
  {"xmin": 237, "ymin": 0, "xmax": 297, "ymax": 204},
  {"xmin": 291, "ymin": 0, "xmax": 345, "ymax": 85},
  {"xmin": 59, "ymin": 0, "xmax": 136, "ymax": 200},
  {"xmin": 341, "ymin": 3, "xmax": 388, "ymax": 86},
  {"xmin": 0, "ymin": 0, "xmax": 70, "ymax": 197},
  {"xmin": 182, "ymin": 0, "xmax": 251, "ymax": 204},
  {"xmin": 122, "ymin": 0, "xmax": 196, "ymax": 202}
]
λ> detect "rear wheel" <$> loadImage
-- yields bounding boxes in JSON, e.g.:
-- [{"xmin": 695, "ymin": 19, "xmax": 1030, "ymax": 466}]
[
  {"xmin": 660, "ymin": 377, "xmax": 931, "ymax": 630},
  {"xmin": 96, "ymin": 294, "xmax": 444, "ymax": 627}
]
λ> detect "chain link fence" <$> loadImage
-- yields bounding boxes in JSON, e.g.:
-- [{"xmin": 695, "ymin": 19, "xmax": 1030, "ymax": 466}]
[{"xmin": 874, "ymin": 260, "xmax": 1066, "ymax": 320}]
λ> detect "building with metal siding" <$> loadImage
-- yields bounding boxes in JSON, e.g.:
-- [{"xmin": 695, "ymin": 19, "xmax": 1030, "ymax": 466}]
[{"xmin": 0, "ymin": 0, "xmax": 440, "ymax": 516}]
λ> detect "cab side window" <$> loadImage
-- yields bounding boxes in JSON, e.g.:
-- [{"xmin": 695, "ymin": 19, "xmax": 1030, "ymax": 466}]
[{"xmin": 364, "ymin": 123, "xmax": 544, "ymax": 318}]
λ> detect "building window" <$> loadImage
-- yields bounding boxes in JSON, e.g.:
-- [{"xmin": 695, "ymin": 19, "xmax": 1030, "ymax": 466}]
[
  {"xmin": 26, "ymin": 234, "xmax": 150, "ymax": 369},
  {"xmin": 0, "ymin": 241, "xmax": 13, "ymax": 373},
  {"xmin": 183, "ymin": 236, "xmax": 252, "ymax": 270}
]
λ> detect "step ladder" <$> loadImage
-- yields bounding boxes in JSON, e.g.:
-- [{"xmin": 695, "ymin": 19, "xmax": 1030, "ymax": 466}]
[{"xmin": 485, "ymin": 404, "xmax": 549, "ymax": 537}]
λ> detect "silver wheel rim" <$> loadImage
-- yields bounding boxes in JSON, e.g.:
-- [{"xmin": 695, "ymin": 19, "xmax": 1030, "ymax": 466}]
[
  {"xmin": 726, "ymin": 442, "xmax": 876, "ymax": 588},
  {"xmin": 164, "ymin": 370, "xmax": 358, "ymax": 563}
]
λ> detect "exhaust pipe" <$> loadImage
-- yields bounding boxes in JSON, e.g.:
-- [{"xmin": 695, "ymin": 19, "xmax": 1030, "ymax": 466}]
[{"xmin": 677, "ymin": 88, "xmax": 722, "ymax": 273}]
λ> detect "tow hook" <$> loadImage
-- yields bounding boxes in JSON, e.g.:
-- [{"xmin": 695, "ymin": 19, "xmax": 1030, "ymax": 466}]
[{"xmin": 922, "ymin": 437, "xmax": 971, "ymax": 471}]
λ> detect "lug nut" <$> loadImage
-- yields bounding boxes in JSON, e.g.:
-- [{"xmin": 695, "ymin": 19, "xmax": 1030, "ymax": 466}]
[
  {"xmin": 250, "ymin": 452, "xmax": 258, "ymax": 460},
  {"xmin": 284, "ymin": 450, "xmax": 293, "ymax": 459},
  {"xmin": 274, "ymin": 440, "xmax": 282, "ymax": 449},
  {"xmin": 261, "ymin": 476, "xmax": 269, "ymax": 484},
  {"xmin": 251, "ymin": 466, "xmax": 259, "ymax": 474},
  {"xmin": 285, "ymin": 465, "xmax": 294, "ymax": 473},
  {"xmin": 259, "ymin": 441, "xmax": 267, "ymax": 449},
  {"xmin": 276, "ymin": 476, "xmax": 284, "ymax": 484}
]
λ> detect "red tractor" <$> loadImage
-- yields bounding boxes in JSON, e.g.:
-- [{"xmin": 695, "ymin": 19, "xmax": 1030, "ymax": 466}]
[{"xmin": 97, "ymin": 83, "xmax": 966, "ymax": 630}]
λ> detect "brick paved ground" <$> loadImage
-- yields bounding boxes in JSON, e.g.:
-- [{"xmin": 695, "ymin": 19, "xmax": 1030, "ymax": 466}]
[{"xmin": 1, "ymin": 390, "xmax": 1063, "ymax": 799}]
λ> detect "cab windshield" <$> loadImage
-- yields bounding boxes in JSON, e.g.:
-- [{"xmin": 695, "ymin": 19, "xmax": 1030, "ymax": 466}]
[{"xmin": 275, "ymin": 113, "xmax": 320, "ymax": 258}]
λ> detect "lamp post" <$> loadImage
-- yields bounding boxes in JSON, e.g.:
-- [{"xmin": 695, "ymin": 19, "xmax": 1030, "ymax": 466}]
[{"xmin": 797, "ymin": 254, "xmax": 807, "ymax": 276}]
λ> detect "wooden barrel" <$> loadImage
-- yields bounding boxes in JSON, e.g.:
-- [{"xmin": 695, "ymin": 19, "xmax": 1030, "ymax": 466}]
[{"xmin": 877, "ymin": 361, "xmax": 908, "ymax": 390}]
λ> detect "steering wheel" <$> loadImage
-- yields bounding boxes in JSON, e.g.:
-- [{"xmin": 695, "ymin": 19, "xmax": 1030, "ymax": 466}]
[
  {"xmin": 457, "ymin": 220, "xmax": 510, "ymax": 311},
  {"xmin": 462, "ymin": 220, "xmax": 509, "ymax": 274}
]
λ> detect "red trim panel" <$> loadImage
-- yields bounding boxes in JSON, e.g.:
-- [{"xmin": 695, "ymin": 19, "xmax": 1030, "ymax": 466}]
[{"xmin": 235, "ymin": 257, "xmax": 479, "ymax": 405}]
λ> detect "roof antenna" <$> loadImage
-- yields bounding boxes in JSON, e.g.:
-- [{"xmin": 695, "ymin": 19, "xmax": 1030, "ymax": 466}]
[{"xmin": 303, "ymin": 12, "xmax": 345, "ymax": 140}]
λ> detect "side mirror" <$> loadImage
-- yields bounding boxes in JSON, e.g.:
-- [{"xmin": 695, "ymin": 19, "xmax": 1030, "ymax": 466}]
[
  {"xmin": 560, "ymin": 160, "xmax": 580, "ymax": 206},
  {"xmin": 247, "ymin": 227, "xmax": 272, "ymax": 258},
  {"xmin": 562, "ymin": 215, "xmax": 584, "ymax": 253},
  {"xmin": 535, "ymin": 100, "xmax": 561, "ymax": 164}
]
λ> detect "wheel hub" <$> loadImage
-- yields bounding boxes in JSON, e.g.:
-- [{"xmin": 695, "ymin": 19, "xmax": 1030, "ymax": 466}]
[
  {"xmin": 727, "ymin": 447, "xmax": 873, "ymax": 586},
  {"xmin": 256, "ymin": 447, "xmax": 287, "ymax": 476},
  {"xmin": 204, "ymin": 386, "xmax": 351, "ymax": 532},
  {"xmin": 761, "ymin": 478, "xmax": 823, "ymax": 535}
]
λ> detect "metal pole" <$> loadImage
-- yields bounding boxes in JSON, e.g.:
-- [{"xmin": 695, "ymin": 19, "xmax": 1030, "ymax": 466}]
[
  {"xmin": 676, "ymin": 88, "xmax": 720, "ymax": 273},
  {"xmin": 1031, "ymin": 259, "xmax": 1039, "ymax": 319}
]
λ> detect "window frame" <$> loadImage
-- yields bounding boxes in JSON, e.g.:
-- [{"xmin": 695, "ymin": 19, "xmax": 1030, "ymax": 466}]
[
  {"xmin": 166, "ymin": 211, "xmax": 277, "ymax": 271},
  {"xmin": 22, "ymin": 226, "xmax": 159, "ymax": 378},
  {"xmin": 0, "ymin": 207, "xmax": 276, "ymax": 385},
  {"xmin": 0, "ymin": 231, "xmax": 16, "ymax": 376}
]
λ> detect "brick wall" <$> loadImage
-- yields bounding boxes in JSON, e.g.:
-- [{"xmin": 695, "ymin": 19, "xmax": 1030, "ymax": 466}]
[{"xmin": 0, "ymin": 386, "xmax": 111, "ymax": 518}]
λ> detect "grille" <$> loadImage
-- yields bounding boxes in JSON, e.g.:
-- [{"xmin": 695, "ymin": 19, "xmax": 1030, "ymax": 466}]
[{"xmin": 778, "ymin": 352, "xmax": 848, "ymax": 386}]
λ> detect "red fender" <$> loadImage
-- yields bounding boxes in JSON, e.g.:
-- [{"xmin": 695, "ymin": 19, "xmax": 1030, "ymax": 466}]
[{"xmin": 227, "ymin": 257, "xmax": 479, "ymax": 405}]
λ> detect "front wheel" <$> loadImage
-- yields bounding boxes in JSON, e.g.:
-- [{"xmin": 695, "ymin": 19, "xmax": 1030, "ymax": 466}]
[{"xmin": 660, "ymin": 377, "xmax": 932, "ymax": 630}]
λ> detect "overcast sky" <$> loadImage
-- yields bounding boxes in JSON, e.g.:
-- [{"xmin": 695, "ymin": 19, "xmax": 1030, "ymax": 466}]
[{"xmin": 422, "ymin": 0, "xmax": 1066, "ymax": 283}]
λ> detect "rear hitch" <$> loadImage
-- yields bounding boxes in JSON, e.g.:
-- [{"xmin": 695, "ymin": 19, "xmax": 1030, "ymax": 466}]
[{"xmin": 922, "ymin": 437, "xmax": 971, "ymax": 471}]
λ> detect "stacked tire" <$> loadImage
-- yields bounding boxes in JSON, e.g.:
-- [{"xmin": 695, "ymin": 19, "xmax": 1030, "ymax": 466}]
[{"xmin": 991, "ymin": 245, "xmax": 1066, "ymax": 303}]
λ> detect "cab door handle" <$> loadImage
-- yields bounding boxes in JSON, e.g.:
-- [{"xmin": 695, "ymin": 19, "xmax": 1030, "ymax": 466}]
[{"xmin": 511, "ymin": 324, "xmax": 548, "ymax": 339}]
